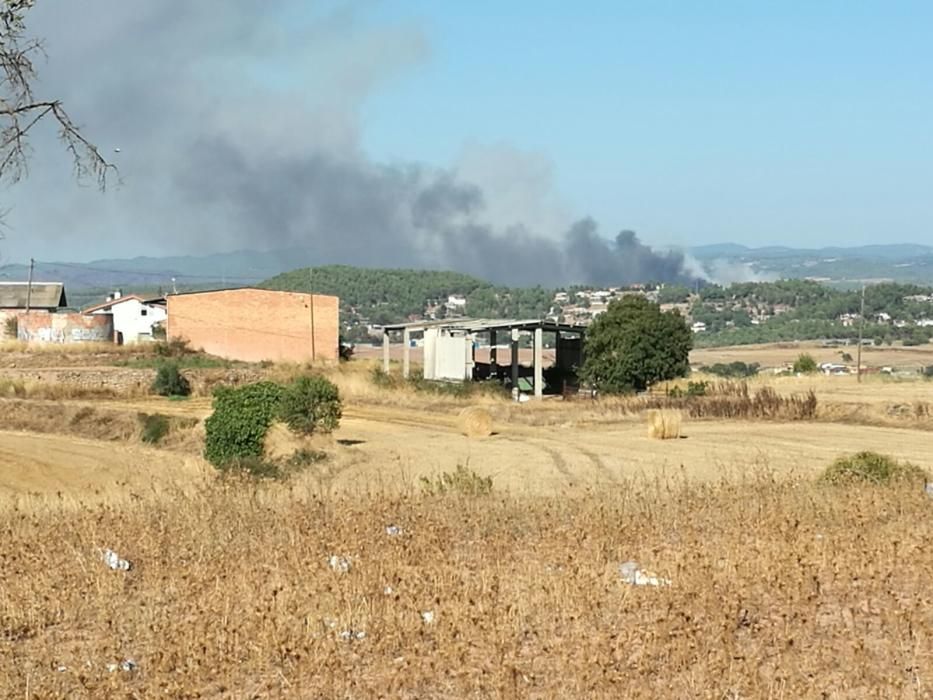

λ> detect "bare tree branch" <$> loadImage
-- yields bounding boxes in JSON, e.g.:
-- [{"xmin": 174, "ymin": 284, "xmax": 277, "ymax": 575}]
[{"xmin": 0, "ymin": 0, "xmax": 115, "ymax": 189}]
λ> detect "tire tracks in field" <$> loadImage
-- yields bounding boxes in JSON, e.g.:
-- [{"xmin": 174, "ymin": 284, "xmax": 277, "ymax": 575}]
[{"xmin": 344, "ymin": 405, "xmax": 621, "ymax": 485}]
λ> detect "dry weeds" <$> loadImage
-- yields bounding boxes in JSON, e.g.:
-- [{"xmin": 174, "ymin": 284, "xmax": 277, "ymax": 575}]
[{"xmin": 1, "ymin": 476, "xmax": 932, "ymax": 697}]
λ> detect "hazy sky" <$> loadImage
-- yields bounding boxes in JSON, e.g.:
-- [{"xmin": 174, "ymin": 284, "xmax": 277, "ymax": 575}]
[{"xmin": 2, "ymin": 1, "xmax": 931, "ymax": 267}]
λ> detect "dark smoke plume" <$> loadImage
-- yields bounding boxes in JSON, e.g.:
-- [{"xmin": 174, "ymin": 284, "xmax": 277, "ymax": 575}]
[{"xmin": 8, "ymin": 1, "xmax": 702, "ymax": 287}]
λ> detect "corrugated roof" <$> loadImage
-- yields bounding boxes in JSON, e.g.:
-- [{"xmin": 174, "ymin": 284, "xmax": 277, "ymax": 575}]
[
  {"xmin": 382, "ymin": 317, "xmax": 586, "ymax": 335},
  {"xmin": 0, "ymin": 282, "xmax": 67, "ymax": 309}
]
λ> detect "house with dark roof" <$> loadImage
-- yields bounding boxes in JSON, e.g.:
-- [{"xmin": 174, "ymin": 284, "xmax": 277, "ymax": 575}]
[{"xmin": 0, "ymin": 282, "xmax": 67, "ymax": 310}]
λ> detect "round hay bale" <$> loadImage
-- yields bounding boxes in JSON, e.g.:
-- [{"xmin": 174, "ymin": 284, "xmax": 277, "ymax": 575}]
[
  {"xmin": 458, "ymin": 406, "xmax": 493, "ymax": 438},
  {"xmin": 646, "ymin": 409, "xmax": 682, "ymax": 440}
]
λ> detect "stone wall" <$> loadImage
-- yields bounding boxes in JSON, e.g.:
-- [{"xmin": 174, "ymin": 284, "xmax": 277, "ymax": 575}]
[{"xmin": 0, "ymin": 366, "xmax": 267, "ymax": 396}]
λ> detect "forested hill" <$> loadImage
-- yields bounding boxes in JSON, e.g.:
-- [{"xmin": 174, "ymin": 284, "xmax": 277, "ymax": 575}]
[
  {"xmin": 262, "ymin": 265, "xmax": 489, "ymax": 324},
  {"xmin": 261, "ymin": 265, "xmax": 556, "ymax": 337}
]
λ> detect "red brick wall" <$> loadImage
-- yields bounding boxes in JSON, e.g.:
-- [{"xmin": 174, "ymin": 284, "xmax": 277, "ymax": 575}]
[{"xmin": 166, "ymin": 289, "xmax": 339, "ymax": 363}]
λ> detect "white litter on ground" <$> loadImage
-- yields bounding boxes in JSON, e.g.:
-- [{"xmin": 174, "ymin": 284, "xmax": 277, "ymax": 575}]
[
  {"xmin": 328, "ymin": 555, "xmax": 352, "ymax": 573},
  {"xmin": 421, "ymin": 610, "xmax": 435, "ymax": 624},
  {"xmin": 338, "ymin": 629, "xmax": 366, "ymax": 641},
  {"xmin": 100, "ymin": 548, "xmax": 132, "ymax": 571},
  {"xmin": 106, "ymin": 659, "xmax": 138, "ymax": 673},
  {"xmin": 619, "ymin": 561, "xmax": 671, "ymax": 587},
  {"xmin": 385, "ymin": 525, "xmax": 403, "ymax": 536}
]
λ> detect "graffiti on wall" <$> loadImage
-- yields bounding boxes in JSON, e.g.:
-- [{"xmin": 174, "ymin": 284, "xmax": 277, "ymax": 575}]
[{"xmin": 16, "ymin": 312, "xmax": 114, "ymax": 344}]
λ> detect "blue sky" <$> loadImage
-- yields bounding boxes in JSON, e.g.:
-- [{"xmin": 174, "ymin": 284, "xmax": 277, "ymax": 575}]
[
  {"xmin": 356, "ymin": 1, "xmax": 933, "ymax": 248},
  {"xmin": 5, "ymin": 0, "xmax": 932, "ymax": 268}
]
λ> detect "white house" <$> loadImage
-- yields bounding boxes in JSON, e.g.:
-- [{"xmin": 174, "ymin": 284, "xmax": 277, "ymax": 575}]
[{"xmin": 84, "ymin": 291, "xmax": 167, "ymax": 344}]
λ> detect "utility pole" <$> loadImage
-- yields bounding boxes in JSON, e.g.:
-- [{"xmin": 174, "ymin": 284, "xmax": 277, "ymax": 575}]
[
  {"xmin": 308, "ymin": 266, "xmax": 316, "ymax": 362},
  {"xmin": 856, "ymin": 284, "xmax": 866, "ymax": 383},
  {"xmin": 24, "ymin": 258, "xmax": 35, "ymax": 313}
]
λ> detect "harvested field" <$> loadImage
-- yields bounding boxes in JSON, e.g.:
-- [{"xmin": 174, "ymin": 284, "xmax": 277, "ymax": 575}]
[
  {"xmin": 4, "ymin": 346, "xmax": 933, "ymax": 696},
  {"xmin": 0, "ymin": 431, "xmax": 207, "ymax": 502},
  {"xmin": 2, "ymin": 477, "xmax": 933, "ymax": 697},
  {"xmin": 691, "ymin": 340, "xmax": 933, "ymax": 371}
]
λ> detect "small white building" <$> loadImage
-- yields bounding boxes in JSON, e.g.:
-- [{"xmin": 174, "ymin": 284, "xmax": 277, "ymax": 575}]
[
  {"xmin": 84, "ymin": 292, "xmax": 167, "ymax": 344},
  {"xmin": 691, "ymin": 321, "xmax": 707, "ymax": 333}
]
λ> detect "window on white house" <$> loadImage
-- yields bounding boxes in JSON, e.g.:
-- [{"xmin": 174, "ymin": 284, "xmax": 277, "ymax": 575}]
[{"xmin": 141, "ymin": 309, "xmax": 148, "ymax": 316}]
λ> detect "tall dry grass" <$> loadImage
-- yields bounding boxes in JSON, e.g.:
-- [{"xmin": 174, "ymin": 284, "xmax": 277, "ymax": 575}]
[{"xmin": 1, "ymin": 475, "xmax": 932, "ymax": 697}]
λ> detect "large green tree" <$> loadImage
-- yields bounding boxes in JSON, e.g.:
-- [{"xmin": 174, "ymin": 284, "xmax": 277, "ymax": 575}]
[{"xmin": 580, "ymin": 295, "xmax": 692, "ymax": 393}]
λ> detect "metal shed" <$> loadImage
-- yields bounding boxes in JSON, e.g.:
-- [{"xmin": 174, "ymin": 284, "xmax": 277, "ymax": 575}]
[{"xmin": 381, "ymin": 318, "xmax": 586, "ymax": 398}]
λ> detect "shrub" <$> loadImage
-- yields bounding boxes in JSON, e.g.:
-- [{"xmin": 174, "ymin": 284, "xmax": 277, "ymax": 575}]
[
  {"xmin": 4, "ymin": 316, "xmax": 17, "ymax": 339},
  {"xmin": 704, "ymin": 361, "xmax": 760, "ymax": 379},
  {"xmin": 668, "ymin": 381, "xmax": 708, "ymax": 398},
  {"xmin": 820, "ymin": 451, "xmax": 927, "ymax": 485},
  {"xmin": 370, "ymin": 366, "xmax": 401, "ymax": 389},
  {"xmin": 277, "ymin": 375, "xmax": 342, "ymax": 436},
  {"xmin": 840, "ymin": 352, "xmax": 854, "ymax": 363},
  {"xmin": 792, "ymin": 353, "xmax": 818, "ymax": 374},
  {"xmin": 923, "ymin": 365, "xmax": 933, "ymax": 379},
  {"xmin": 138, "ymin": 413, "xmax": 170, "ymax": 444},
  {"xmin": 204, "ymin": 381, "xmax": 284, "ymax": 468},
  {"xmin": 154, "ymin": 337, "xmax": 194, "ymax": 357},
  {"xmin": 420, "ymin": 464, "xmax": 493, "ymax": 496},
  {"xmin": 151, "ymin": 362, "xmax": 191, "ymax": 397}
]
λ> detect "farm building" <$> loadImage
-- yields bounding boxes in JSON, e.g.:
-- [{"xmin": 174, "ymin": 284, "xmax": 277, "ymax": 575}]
[
  {"xmin": 0, "ymin": 281, "xmax": 115, "ymax": 344},
  {"xmin": 381, "ymin": 318, "xmax": 586, "ymax": 398},
  {"xmin": 84, "ymin": 291, "xmax": 167, "ymax": 344},
  {"xmin": 167, "ymin": 287, "xmax": 339, "ymax": 363}
]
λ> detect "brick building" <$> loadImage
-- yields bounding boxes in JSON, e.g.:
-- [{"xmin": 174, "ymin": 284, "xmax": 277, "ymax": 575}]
[{"xmin": 167, "ymin": 288, "xmax": 339, "ymax": 363}]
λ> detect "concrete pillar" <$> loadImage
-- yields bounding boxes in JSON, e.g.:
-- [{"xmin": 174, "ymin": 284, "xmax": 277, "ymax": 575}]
[
  {"xmin": 402, "ymin": 328, "xmax": 411, "ymax": 378},
  {"xmin": 534, "ymin": 327, "xmax": 544, "ymax": 399},
  {"xmin": 554, "ymin": 330, "xmax": 562, "ymax": 370},
  {"xmin": 382, "ymin": 331, "xmax": 390, "ymax": 373},
  {"xmin": 511, "ymin": 327, "xmax": 520, "ymax": 395},
  {"xmin": 489, "ymin": 330, "xmax": 498, "ymax": 376}
]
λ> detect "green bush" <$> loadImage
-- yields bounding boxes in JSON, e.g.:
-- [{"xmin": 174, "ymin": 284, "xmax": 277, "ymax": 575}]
[
  {"xmin": 370, "ymin": 366, "xmax": 401, "ymax": 389},
  {"xmin": 277, "ymin": 375, "xmax": 342, "ymax": 436},
  {"xmin": 420, "ymin": 463, "xmax": 493, "ymax": 496},
  {"xmin": 667, "ymin": 381, "xmax": 708, "ymax": 398},
  {"xmin": 923, "ymin": 365, "xmax": 933, "ymax": 378},
  {"xmin": 204, "ymin": 381, "xmax": 284, "ymax": 468},
  {"xmin": 704, "ymin": 361, "xmax": 760, "ymax": 379},
  {"xmin": 154, "ymin": 337, "xmax": 193, "ymax": 357},
  {"xmin": 138, "ymin": 413, "xmax": 170, "ymax": 444},
  {"xmin": 4, "ymin": 316, "xmax": 17, "ymax": 339},
  {"xmin": 151, "ymin": 362, "xmax": 191, "ymax": 397},
  {"xmin": 820, "ymin": 451, "xmax": 927, "ymax": 485},
  {"xmin": 792, "ymin": 353, "xmax": 818, "ymax": 374}
]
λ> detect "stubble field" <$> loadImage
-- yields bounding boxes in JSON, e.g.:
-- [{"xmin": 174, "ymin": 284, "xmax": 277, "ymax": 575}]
[{"xmin": 1, "ymin": 342, "xmax": 933, "ymax": 697}]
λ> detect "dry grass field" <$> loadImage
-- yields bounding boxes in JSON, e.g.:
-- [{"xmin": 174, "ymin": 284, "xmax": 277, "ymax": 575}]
[
  {"xmin": 691, "ymin": 340, "xmax": 933, "ymax": 372},
  {"xmin": 2, "ymin": 344, "xmax": 933, "ymax": 696}
]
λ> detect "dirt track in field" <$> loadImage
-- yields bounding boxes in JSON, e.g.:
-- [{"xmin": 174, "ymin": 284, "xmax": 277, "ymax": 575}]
[{"xmin": 4, "ymin": 395, "xmax": 933, "ymax": 499}]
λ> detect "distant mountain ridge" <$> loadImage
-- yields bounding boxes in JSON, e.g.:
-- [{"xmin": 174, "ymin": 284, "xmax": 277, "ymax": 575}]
[
  {"xmin": 3, "ymin": 242, "xmax": 933, "ymax": 291},
  {"xmin": 689, "ymin": 242, "xmax": 933, "ymax": 261}
]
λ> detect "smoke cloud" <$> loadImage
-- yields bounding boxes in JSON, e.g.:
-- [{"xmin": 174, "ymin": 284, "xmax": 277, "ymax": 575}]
[{"xmin": 6, "ymin": 0, "xmax": 701, "ymax": 287}]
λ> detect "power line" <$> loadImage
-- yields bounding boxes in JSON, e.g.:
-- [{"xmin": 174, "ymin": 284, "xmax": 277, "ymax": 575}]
[{"xmin": 32, "ymin": 259, "xmax": 266, "ymax": 282}]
